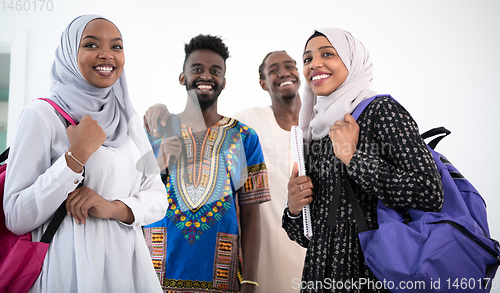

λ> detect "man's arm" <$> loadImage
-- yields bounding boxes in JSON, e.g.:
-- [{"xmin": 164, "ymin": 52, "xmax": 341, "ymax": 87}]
[
  {"xmin": 239, "ymin": 201, "xmax": 260, "ymax": 293},
  {"xmin": 236, "ymin": 124, "xmax": 270, "ymax": 292}
]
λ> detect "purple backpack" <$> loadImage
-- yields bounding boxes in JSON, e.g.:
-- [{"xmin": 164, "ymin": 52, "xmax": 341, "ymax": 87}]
[{"xmin": 347, "ymin": 95, "xmax": 500, "ymax": 292}]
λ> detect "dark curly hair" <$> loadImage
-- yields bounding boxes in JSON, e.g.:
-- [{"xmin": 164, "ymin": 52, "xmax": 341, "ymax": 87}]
[
  {"xmin": 183, "ymin": 34, "xmax": 230, "ymax": 70},
  {"xmin": 258, "ymin": 50, "xmax": 295, "ymax": 80}
]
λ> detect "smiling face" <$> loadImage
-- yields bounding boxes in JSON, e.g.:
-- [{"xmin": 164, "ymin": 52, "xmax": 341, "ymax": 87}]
[
  {"xmin": 303, "ymin": 36, "xmax": 348, "ymax": 96},
  {"xmin": 77, "ymin": 19, "xmax": 124, "ymax": 88},
  {"xmin": 260, "ymin": 51, "xmax": 300, "ymax": 102},
  {"xmin": 179, "ymin": 49, "xmax": 226, "ymax": 110}
]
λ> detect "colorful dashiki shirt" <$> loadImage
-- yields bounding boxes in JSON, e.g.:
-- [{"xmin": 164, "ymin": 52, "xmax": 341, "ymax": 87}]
[{"xmin": 144, "ymin": 116, "xmax": 271, "ymax": 293}]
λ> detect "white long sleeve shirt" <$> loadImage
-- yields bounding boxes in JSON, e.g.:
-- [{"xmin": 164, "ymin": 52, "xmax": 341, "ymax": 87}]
[
  {"xmin": 4, "ymin": 99, "xmax": 167, "ymax": 293},
  {"xmin": 232, "ymin": 106, "xmax": 307, "ymax": 292}
]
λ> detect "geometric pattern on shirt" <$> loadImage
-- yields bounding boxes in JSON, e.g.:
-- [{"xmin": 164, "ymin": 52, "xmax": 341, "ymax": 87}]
[
  {"xmin": 239, "ymin": 168, "xmax": 269, "ymax": 205},
  {"xmin": 168, "ymin": 117, "xmax": 266, "ymax": 245},
  {"xmin": 213, "ymin": 232, "xmax": 240, "ymax": 292},
  {"xmin": 142, "ymin": 228, "xmax": 238, "ymax": 293},
  {"xmin": 166, "ymin": 173, "xmax": 234, "ymax": 245},
  {"xmin": 174, "ymin": 117, "xmax": 238, "ymax": 213},
  {"xmin": 143, "ymin": 227, "xmax": 167, "ymax": 286},
  {"xmin": 161, "ymin": 278, "xmax": 215, "ymax": 292}
]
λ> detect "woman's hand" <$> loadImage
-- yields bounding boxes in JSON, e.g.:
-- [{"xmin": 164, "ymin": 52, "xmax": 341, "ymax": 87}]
[
  {"xmin": 329, "ymin": 114, "xmax": 359, "ymax": 165},
  {"xmin": 66, "ymin": 115, "xmax": 106, "ymax": 172},
  {"xmin": 287, "ymin": 162, "xmax": 314, "ymax": 216},
  {"xmin": 157, "ymin": 136, "xmax": 182, "ymax": 170},
  {"xmin": 143, "ymin": 103, "xmax": 170, "ymax": 137},
  {"xmin": 66, "ymin": 186, "xmax": 134, "ymax": 225}
]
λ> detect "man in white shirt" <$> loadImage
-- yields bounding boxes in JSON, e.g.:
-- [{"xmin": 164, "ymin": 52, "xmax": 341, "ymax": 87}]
[{"xmin": 232, "ymin": 51, "xmax": 306, "ymax": 292}]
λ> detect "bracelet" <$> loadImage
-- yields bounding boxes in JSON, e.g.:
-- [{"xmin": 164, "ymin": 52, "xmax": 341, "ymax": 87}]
[
  {"xmin": 66, "ymin": 150, "xmax": 85, "ymax": 168},
  {"xmin": 286, "ymin": 207, "xmax": 302, "ymax": 219},
  {"xmin": 241, "ymin": 280, "xmax": 258, "ymax": 287}
]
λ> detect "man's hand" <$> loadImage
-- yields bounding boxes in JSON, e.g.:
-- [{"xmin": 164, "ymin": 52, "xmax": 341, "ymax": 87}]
[{"xmin": 143, "ymin": 103, "xmax": 170, "ymax": 137}]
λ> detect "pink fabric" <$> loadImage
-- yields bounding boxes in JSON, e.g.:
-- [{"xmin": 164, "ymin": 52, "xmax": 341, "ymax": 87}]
[
  {"xmin": 0, "ymin": 99, "xmax": 74, "ymax": 293},
  {"xmin": 37, "ymin": 98, "xmax": 77, "ymax": 126},
  {"xmin": 1, "ymin": 163, "xmax": 50, "ymax": 293},
  {"xmin": 0, "ymin": 233, "xmax": 49, "ymax": 293}
]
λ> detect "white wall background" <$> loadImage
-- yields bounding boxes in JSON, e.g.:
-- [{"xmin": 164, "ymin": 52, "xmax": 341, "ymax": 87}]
[{"xmin": 1, "ymin": 0, "xmax": 500, "ymax": 289}]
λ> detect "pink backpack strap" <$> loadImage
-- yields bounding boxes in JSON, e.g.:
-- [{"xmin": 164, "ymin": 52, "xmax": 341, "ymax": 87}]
[{"xmin": 37, "ymin": 98, "xmax": 77, "ymax": 126}]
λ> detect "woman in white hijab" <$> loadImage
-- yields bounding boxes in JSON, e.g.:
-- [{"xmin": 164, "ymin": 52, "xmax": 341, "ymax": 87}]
[
  {"xmin": 282, "ymin": 28, "xmax": 444, "ymax": 292},
  {"xmin": 4, "ymin": 15, "xmax": 167, "ymax": 292}
]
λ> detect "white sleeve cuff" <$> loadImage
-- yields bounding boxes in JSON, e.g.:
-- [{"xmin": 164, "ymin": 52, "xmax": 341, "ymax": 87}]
[
  {"xmin": 115, "ymin": 198, "xmax": 143, "ymax": 229},
  {"xmin": 56, "ymin": 154, "xmax": 85, "ymax": 190}
]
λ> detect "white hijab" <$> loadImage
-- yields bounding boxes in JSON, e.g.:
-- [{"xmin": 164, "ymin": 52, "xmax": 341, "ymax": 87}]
[
  {"xmin": 49, "ymin": 14, "xmax": 135, "ymax": 148},
  {"xmin": 299, "ymin": 28, "xmax": 377, "ymax": 144}
]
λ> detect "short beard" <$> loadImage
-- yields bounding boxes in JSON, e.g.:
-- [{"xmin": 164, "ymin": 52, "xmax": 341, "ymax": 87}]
[
  {"xmin": 277, "ymin": 91, "xmax": 299, "ymax": 104},
  {"xmin": 198, "ymin": 96, "xmax": 218, "ymax": 111},
  {"xmin": 281, "ymin": 93, "xmax": 297, "ymax": 101},
  {"xmin": 186, "ymin": 80, "xmax": 222, "ymax": 111}
]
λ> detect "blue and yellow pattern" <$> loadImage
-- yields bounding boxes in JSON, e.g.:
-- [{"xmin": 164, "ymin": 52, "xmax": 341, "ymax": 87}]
[{"xmin": 144, "ymin": 117, "xmax": 270, "ymax": 293}]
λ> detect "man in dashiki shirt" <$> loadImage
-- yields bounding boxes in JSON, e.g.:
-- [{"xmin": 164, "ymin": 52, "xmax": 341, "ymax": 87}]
[{"xmin": 143, "ymin": 34, "xmax": 271, "ymax": 293}]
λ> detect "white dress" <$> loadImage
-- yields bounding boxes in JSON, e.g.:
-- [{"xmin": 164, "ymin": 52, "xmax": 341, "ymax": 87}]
[
  {"xmin": 4, "ymin": 100, "xmax": 168, "ymax": 293},
  {"xmin": 232, "ymin": 106, "xmax": 307, "ymax": 293}
]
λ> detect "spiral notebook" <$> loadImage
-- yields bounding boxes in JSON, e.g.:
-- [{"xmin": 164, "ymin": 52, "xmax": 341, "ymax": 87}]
[{"xmin": 290, "ymin": 126, "xmax": 313, "ymax": 240}]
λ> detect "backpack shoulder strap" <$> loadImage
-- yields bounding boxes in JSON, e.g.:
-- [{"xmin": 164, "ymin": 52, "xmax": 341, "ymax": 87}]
[
  {"xmin": 40, "ymin": 169, "xmax": 84, "ymax": 244},
  {"xmin": 37, "ymin": 98, "xmax": 77, "ymax": 126},
  {"xmin": 352, "ymin": 95, "xmax": 450, "ymax": 149},
  {"xmin": 351, "ymin": 95, "xmax": 395, "ymax": 121},
  {"xmin": 35, "ymin": 98, "xmax": 79, "ymax": 243},
  {"xmin": 2, "ymin": 100, "xmax": 76, "ymax": 164},
  {"xmin": 0, "ymin": 148, "xmax": 8, "ymax": 164},
  {"xmin": 421, "ymin": 127, "xmax": 451, "ymax": 150}
]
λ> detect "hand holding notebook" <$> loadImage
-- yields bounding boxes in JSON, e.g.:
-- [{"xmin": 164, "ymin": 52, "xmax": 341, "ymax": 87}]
[{"xmin": 290, "ymin": 126, "xmax": 313, "ymax": 240}]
